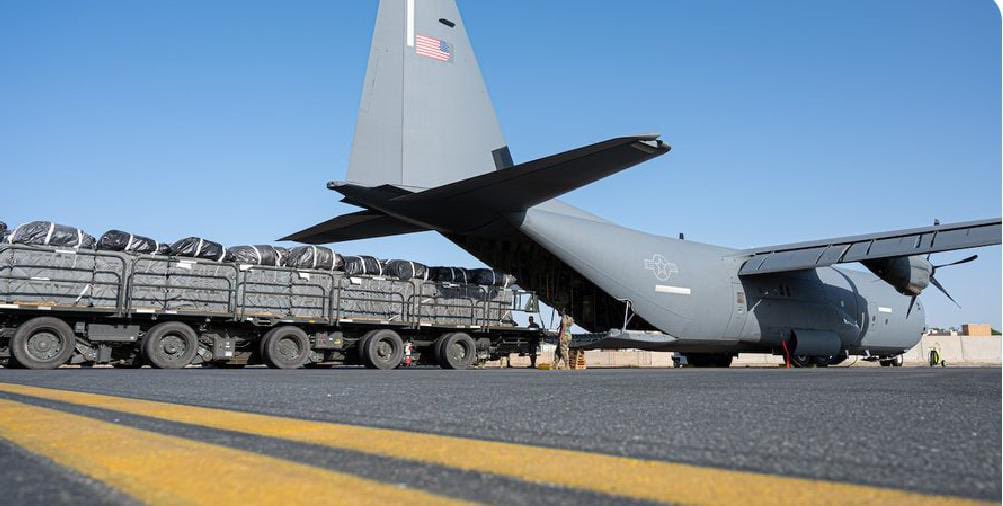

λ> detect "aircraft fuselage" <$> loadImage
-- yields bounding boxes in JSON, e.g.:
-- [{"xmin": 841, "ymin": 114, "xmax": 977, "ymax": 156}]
[{"xmin": 512, "ymin": 201, "xmax": 925, "ymax": 356}]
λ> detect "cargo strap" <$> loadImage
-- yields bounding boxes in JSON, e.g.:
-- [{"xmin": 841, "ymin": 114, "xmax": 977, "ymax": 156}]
[{"xmin": 43, "ymin": 222, "xmax": 55, "ymax": 246}]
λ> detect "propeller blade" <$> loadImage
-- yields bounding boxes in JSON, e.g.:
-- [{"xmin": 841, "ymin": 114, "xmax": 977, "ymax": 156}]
[
  {"xmin": 906, "ymin": 296, "xmax": 917, "ymax": 317},
  {"xmin": 930, "ymin": 276, "xmax": 961, "ymax": 308},
  {"xmin": 933, "ymin": 254, "xmax": 978, "ymax": 270}
]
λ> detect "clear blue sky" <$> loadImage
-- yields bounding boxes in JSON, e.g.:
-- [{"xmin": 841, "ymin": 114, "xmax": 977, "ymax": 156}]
[{"xmin": 1, "ymin": 0, "xmax": 999, "ymax": 329}]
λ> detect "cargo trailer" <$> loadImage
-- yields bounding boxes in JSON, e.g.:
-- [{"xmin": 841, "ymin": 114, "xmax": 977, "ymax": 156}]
[{"xmin": 0, "ymin": 244, "xmax": 542, "ymax": 370}]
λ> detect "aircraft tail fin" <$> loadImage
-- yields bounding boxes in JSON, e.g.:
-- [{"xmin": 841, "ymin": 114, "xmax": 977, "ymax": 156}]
[{"xmin": 348, "ymin": 0, "xmax": 510, "ymax": 190}]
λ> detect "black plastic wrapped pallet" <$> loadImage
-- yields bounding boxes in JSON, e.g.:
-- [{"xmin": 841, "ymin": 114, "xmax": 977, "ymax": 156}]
[
  {"xmin": 284, "ymin": 245, "xmax": 340, "ymax": 270},
  {"xmin": 225, "ymin": 245, "xmax": 283, "ymax": 266},
  {"xmin": 384, "ymin": 259, "xmax": 429, "ymax": 281},
  {"xmin": 170, "ymin": 237, "xmax": 226, "ymax": 261},
  {"xmin": 342, "ymin": 255, "xmax": 383, "ymax": 276},
  {"xmin": 96, "ymin": 230, "xmax": 164, "ymax": 255},
  {"xmin": 429, "ymin": 266, "xmax": 470, "ymax": 283},
  {"xmin": 467, "ymin": 268, "xmax": 516, "ymax": 287},
  {"xmin": 7, "ymin": 221, "xmax": 96, "ymax": 249}
]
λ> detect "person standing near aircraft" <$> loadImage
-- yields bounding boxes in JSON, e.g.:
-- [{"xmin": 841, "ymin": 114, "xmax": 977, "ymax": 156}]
[
  {"xmin": 526, "ymin": 316, "xmax": 540, "ymax": 369},
  {"xmin": 554, "ymin": 313, "xmax": 573, "ymax": 370}
]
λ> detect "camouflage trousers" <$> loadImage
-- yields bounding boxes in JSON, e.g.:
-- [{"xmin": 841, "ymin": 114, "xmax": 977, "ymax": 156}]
[{"xmin": 554, "ymin": 341, "xmax": 570, "ymax": 370}]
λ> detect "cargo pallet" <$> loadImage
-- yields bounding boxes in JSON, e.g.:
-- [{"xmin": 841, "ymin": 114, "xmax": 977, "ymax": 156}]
[{"xmin": 0, "ymin": 244, "xmax": 543, "ymax": 370}]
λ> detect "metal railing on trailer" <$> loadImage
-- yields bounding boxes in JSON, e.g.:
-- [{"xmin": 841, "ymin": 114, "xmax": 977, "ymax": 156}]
[
  {"xmin": 0, "ymin": 244, "xmax": 128, "ymax": 315},
  {"xmin": 0, "ymin": 245, "xmax": 540, "ymax": 332},
  {"xmin": 126, "ymin": 256, "xmax": 238, "ymax": 317}
]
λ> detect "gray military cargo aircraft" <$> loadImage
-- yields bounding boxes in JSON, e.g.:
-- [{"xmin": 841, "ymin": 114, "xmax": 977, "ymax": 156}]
[{"xmin": 286, "ymin": 0, "xmax": 1001, "ymax": 367}]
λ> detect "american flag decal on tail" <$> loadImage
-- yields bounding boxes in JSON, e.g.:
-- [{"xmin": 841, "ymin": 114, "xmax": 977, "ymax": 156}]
[{"xmin": 415, "ymin": 34, "xmax": 453, "ymax": 62}]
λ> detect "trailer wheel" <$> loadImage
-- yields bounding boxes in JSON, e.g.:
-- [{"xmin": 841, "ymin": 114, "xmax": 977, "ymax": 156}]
[
  {"xmin": 357, "ymin": 330, "xmax": 378, "ymax": 368},
  {"xmin": 142, "ymin": 322, "xmax": 198, "ymax": 369},
  {"xmin": 11, "ymin": 317, "xmax": 76, "ymax": 369},
  {"xmin": 432, "ymin": 335, "xmax": 448, "ymax": 366},
  {"xmin": 361, "ymin": 329, "xmax": 404, "ymax": 370},
  {"xmin": 262, "ymin": 326, "xmax": 309, "ymax": 369},
  {"xmin": 432, "ymin": 335, "xmax": 447, "ymax": 366},
  {"xmin": 439, "ymin": 333, "xmax": 476, "ymax": 370}
]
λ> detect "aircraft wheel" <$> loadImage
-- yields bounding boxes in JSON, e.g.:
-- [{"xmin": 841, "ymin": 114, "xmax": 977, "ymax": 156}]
[
  {"xmin": 262, "ymin": 326, "xmax": 310, "ymax": 369},
  {"xmin": 891, "ymin": 354, "xmax": 904, "ymax": 367},
  {"xmin": 361, "ymin": 329, "xmax": 404, "ymax": 370},
  {"xmin": 790, "ymin": 354, "xmax": 815, "ymax": 368},
  {"xmin": 11, "ymin": 317, "xmax": 76, "ymax": 369},
  {"xmin": 812, "ymin": 356, "xmax": 831, "ymax": 367},
  {"xmin": 142, "ymin": 322, "xmax": 198, "ymax": 369},
  {"xmin": 825, "ymin": 352, "xmax": 849, "ymax": 366},
  {"xmin": 439, "ymin": 333, "xmax": 476, "ymax": 370}
]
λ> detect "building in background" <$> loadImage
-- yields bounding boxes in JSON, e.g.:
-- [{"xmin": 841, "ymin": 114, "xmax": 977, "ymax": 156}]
[
  {"xmin": 927, "ymin": 323, "xmax": 998, "ymax": 337},
  {"xmin": 961, "ymin": 324, "xmax": 993, "ymax": 336}
]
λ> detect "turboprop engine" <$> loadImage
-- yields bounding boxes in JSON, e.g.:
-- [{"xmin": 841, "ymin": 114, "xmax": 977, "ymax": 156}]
[
  {"xmin": 862, "ymin": 254, "xmax": 978, "ymax": 315},
  {"xmin": 862, "ymin": 256, "xmax": 932, "ymax": 296}
]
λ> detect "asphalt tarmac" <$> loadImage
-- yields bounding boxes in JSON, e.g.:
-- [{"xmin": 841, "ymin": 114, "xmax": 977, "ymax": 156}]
[{"xmin": 0, "ymin": 367, "xmax": 998, "ymax": 504}]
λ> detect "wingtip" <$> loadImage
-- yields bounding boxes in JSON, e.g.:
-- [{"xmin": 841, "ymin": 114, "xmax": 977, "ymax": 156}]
[{"xmin": 625, "ymin": 133, "xmax": 670, "ymax": 154}]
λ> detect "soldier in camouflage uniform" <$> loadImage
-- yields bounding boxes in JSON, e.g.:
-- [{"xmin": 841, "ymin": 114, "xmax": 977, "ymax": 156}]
[{"xmin": 554, "ymin": 314, "xmax": 573, "ymax": 370}]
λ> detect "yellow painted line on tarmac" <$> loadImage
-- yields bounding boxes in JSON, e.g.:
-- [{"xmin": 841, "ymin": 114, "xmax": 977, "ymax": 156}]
[
  {"xmin": 0, "ymin": 398, "xmax": 468, "ymax": 506},
  {"xmin": 0, "ymin": 382, "xmax": 990, "ymax": 506}
]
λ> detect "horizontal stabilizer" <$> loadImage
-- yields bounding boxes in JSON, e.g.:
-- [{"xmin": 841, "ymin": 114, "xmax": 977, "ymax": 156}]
[
  {"xmin": 739, "ymin": 218, "xmax": 1002, "ymax": 275},
  {"xmin": 389, "ymin": 135, "xmax": 669, "ymax": 212},
  {"xmin": 327, "ymin": 135, "xmax": 670, "ymax": 235},
  {"xmin": 280, "ymin": 210, "xmax": 428, "ymax": 244}
]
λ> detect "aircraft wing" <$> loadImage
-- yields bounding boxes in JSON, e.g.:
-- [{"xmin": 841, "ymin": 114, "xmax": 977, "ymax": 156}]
[
  {"xmin": 738, "ymin": 218, "xmax": 1002, "ymax": 275},
  {"xmin": 280, "ymin": 210, "xmax": 428, "ymax": 244}
]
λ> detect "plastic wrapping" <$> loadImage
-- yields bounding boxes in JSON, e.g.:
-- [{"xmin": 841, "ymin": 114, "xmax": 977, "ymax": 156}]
[
  {"xmin": 467, "ymin": 268, "xmax": 516, "ymax": 287},
  {"xmin": 0, "ymin": 246, "xmax": 123, "ymax": 308},
  {"xmin": 0, "ymin": 245, "xmax": 520, "ymax": 326},
  {"xmin": 170, "ymin": 237, "xmax": 226, "ymax": 261},
  {"xmin": 225, "ymin": 245, "xmax": 283, "ymax": 266},
  {"xmin": 7, "ymin": 221, "xmax": 96, "ymax": 249},
  {"xmin": 284, "ymin": 245, "xmax": 341, "ymax": 270},
  {"xmin": 273, "ymin": 247, "xmax": 290, "ymax": 266},
  {"xmin": 96, "ymin": 230, "xmax": 164, "ymax": 255},
  {"xmin": 383, "ymin": 259, "xmax": 429, "ymax": 281},
  {"xmin": 429, "ymin": 266, "xmax": 470, "ymax": 283},
  {"xmin": 339, "ymin": 277, "xmax": 410, "ymax": 319},
  {"xmin": 342, "ymin": 255, "xmax": 383, "ymax": 276},
  {"xmin": 131, "ymin": 256, "xmax": 234, "ymax": 313}
]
